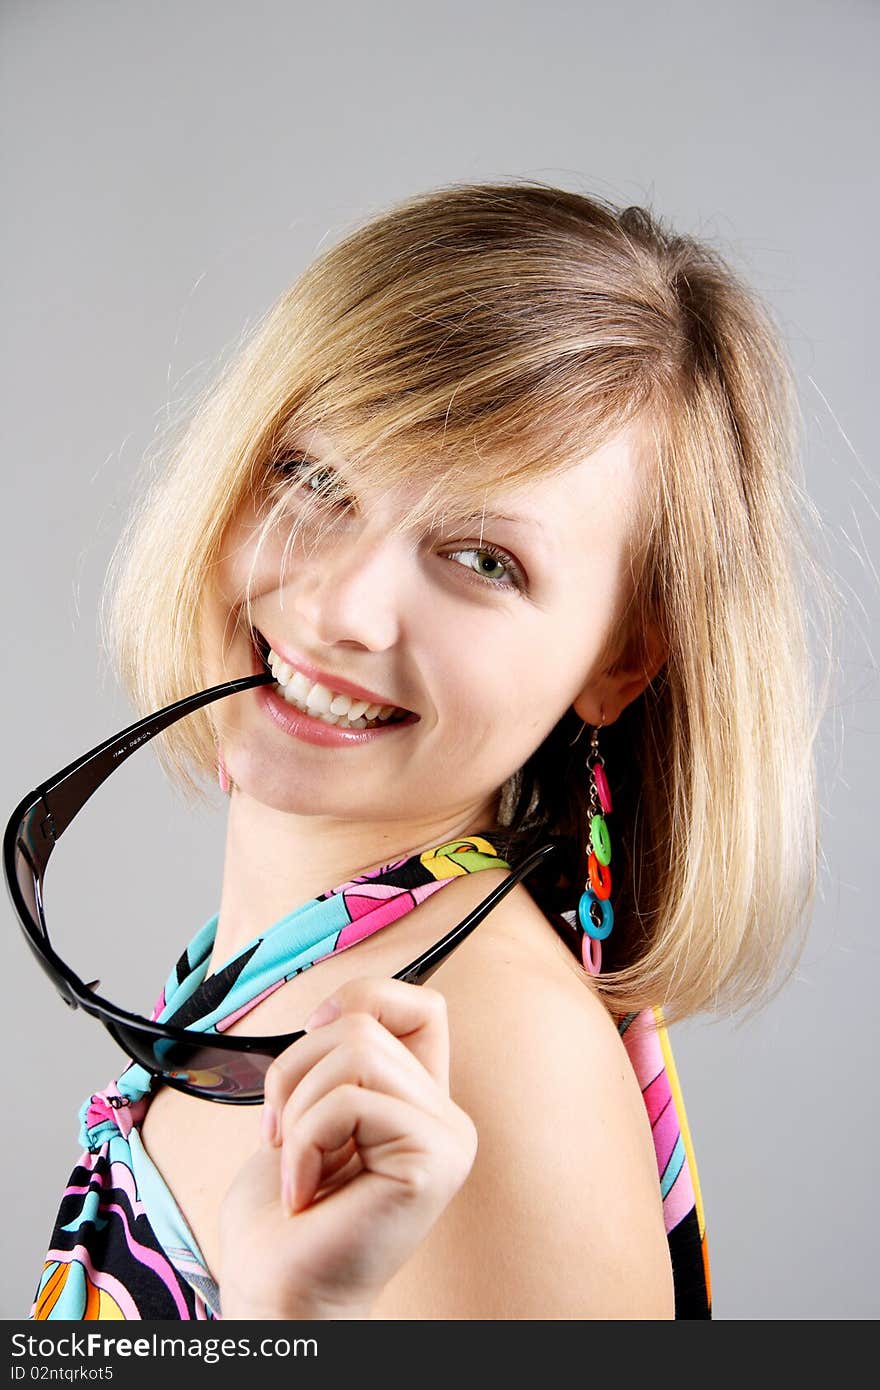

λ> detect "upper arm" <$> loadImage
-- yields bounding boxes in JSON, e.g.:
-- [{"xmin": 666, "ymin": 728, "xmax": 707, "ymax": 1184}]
[{"xmin": 369, "ymin": 900, "xmax": 675, "ymax": 1320}]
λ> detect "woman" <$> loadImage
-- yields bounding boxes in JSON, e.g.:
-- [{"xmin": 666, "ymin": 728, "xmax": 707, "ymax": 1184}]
[{"xmin": 29, "ymin": 180, "xmax": 831, "ymax": 1320}]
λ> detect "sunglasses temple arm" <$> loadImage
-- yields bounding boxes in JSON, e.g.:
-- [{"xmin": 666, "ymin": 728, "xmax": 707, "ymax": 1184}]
[
  {"xmin": 3, "ymin": 672, "xmax": 275, "ymax": 1005},
  {"xmin": 394, "ymin": 843, "xmax": 558, "ymax": 986},
  {"xmin": 36, "ymin": 672, "xmax": 274, "ymax": 842}
]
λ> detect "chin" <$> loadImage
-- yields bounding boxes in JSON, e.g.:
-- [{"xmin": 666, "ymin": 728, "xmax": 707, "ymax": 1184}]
[{"xmin": 225, "ymin": 748, "xmax": 322, "ymax": 810}]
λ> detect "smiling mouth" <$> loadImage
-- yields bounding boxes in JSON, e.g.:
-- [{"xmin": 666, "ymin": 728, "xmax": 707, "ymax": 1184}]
[{"xmin": 249, "ymin": 629, "xmax": 414, "ymax": 729}]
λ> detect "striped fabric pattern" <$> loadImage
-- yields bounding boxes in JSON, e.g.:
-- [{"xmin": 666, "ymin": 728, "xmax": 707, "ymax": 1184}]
[{"xmin": 618, "ymin": 1007, "xmax": 712, "ymax": 1316}]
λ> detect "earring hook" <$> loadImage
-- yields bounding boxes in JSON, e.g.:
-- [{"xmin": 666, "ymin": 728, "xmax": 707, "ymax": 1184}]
[{"xmin": 568, "ymin": 704, "xmax": 606, "ymax": 746}]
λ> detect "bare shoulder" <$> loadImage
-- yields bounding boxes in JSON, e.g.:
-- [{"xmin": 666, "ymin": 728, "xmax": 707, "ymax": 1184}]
[{"xmin": 369, "ymin": 880, "xmax": 675, "ymax": 1320}]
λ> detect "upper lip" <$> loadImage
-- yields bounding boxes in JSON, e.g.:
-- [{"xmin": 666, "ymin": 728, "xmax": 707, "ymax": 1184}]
[{"xmin": 255, "ymin": 631, "xmax": 414, "ymax": 713}]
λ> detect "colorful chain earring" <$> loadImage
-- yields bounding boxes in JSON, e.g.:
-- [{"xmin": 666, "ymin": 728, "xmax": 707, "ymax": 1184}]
[{"xmin": 577, "ymin": 709, "xmax": 614, "ymax": 976}]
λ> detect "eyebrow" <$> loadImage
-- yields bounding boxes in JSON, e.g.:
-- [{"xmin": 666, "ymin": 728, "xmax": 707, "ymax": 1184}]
[
  {"xmin": 459, "ymin": 510, "xmax": 542, "ymax": 530},
  {"xmin": 452, "ymin": 510, "xmax": 549, "ymax": 544}
]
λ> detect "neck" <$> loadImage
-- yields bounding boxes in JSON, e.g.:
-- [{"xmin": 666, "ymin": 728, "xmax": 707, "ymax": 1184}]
[{"xmin": 209, "ymin": 790, "xmax": 500, "ymax": 971}]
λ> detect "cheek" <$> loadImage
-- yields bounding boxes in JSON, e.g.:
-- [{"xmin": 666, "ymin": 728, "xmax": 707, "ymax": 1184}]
[
  {"xmin": 199, "ymin": 513, "xmax": 280, "ymax": 672},
  {"xmin": 212, "ymin": 508, "xmax": 295, "ymax": 613},
  {"xmin": 429, "ymin": 613, "xmax": 577, "ymax": 748}
]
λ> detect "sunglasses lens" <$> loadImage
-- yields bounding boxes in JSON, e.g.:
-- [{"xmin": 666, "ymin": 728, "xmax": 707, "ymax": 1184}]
[
  {"xmin": 109, "ymin": 1021, "xmax": 275, "ymax": 1100},
  {"xmin": 12, "ymin": 841, "xmax": 83, "ymax": 1008}
]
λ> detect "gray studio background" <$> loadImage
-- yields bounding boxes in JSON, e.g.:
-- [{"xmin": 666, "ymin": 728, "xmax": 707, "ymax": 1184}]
[{"xmin": 2, "ymin": 0, "xmax": 877, "ymax": 1320}]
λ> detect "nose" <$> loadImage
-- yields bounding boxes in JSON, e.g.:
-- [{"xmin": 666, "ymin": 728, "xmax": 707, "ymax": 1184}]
[{"xmin": 287, "ymin": 528, "xmax": 409, "ymax": 650}]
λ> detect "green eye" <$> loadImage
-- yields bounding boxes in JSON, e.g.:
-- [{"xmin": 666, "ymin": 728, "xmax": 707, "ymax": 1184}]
[
  {"xmin": 273, "ymin": 453, "xmax": 346, "ymax": 501},
  {"xmin": 446, "ymin": 545, "xmax": 525, "ymax": 591},
  {"xmin": 470, "ymin": 552, "xmax": 507, "ymax": 579},
  {"xmin": 305, "ymin": 467, "xmax": 337, "ymax": 493}
]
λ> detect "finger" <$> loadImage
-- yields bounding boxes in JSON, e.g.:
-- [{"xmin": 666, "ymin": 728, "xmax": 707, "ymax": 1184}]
[
  {"xmin": 285, "ymin": 1083, "xmax": 474, "ymax": 1215},
  {"xmin": 264, "ymin": 1008, "xmax": 434, "ymax": 1141},
  {"xmin": 310, "ymin": 977, "xmax": 451, "ymax": 1083},
  {"xmin": 264, "ymin": 980, "xmax": 451, "ymax": 1134},
  {"xmin": 312, "ymin": 1143, "xmax": 363, "ymax": 1200},
  {"xmin": 319, "ymin": 1135, "xmax": 359, "ymax": 1181},
  {"xmin": 277, "ymin": 1027, "xmax": 448, "ymax": 1150}
]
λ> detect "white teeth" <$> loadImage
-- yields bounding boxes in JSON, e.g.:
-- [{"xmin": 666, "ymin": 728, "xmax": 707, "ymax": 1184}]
[
  {"xmin": 264, "ymin": 643, "xmax": 407, "ymax": 726},
  {"xmin": 304, "ymin": 681, "xmax": 333, "ymax": 714}
]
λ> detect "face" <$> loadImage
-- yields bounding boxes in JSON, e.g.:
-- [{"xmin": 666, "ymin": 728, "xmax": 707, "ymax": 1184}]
[{"xmin": 201, "ymin": 425, "xmax": 645, "ymax": 834}]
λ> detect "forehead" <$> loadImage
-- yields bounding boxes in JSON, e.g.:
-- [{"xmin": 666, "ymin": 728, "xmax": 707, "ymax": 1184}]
[{"xmin": 296, "ymin": 425, "xmax": 643, "ymax": 545}]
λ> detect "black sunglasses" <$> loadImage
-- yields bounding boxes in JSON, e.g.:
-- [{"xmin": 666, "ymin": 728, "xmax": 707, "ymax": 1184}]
[{"xmin": 4, "ymin": 669, "xmax": 557, "ymax": 1104}]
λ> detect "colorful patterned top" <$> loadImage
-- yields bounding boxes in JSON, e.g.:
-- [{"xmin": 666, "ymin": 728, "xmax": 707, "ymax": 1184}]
[{"xmin": 30, "ymin": 834, "xmax": 711, "ymax": 1320}]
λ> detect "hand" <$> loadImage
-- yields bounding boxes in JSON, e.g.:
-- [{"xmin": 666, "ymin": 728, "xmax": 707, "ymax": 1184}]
[{"xmin": 217, "ymin": 976, "xmax": 479, "ymax": 1320}]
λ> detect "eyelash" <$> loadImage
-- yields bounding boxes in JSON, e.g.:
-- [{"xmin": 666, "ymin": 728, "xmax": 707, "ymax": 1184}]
[
  {"xmin": 443, "ymin": 542, "xmax": 526, "ymax": 594},
  {"xmin": 271, "ymin": 453, "xmax": 342, "ymax": 497},
  {"xmin": 269, "ymin": 452, "xmax": 528, "ymax": 595}
]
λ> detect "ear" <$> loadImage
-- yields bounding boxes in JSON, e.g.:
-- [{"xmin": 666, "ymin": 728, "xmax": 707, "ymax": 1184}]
[{"xmin": 572, "ymin": 622, "xmax": 667, "ymax": 728}]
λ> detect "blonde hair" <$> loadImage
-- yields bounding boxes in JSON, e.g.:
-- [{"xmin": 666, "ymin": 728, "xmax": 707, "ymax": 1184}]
[{"xmin": 101, "ymin": 179, "xmax": 840, "ymax": 1025}]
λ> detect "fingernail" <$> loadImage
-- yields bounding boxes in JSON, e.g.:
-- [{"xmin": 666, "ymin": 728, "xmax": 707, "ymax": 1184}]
[
  {"xmin": 304, "ymin": 997, "xmax": 341, "ymax": 1030},
  {"xmin": 260, "ymin": 1104, "xmax": 277, "ymax": 1146}
]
